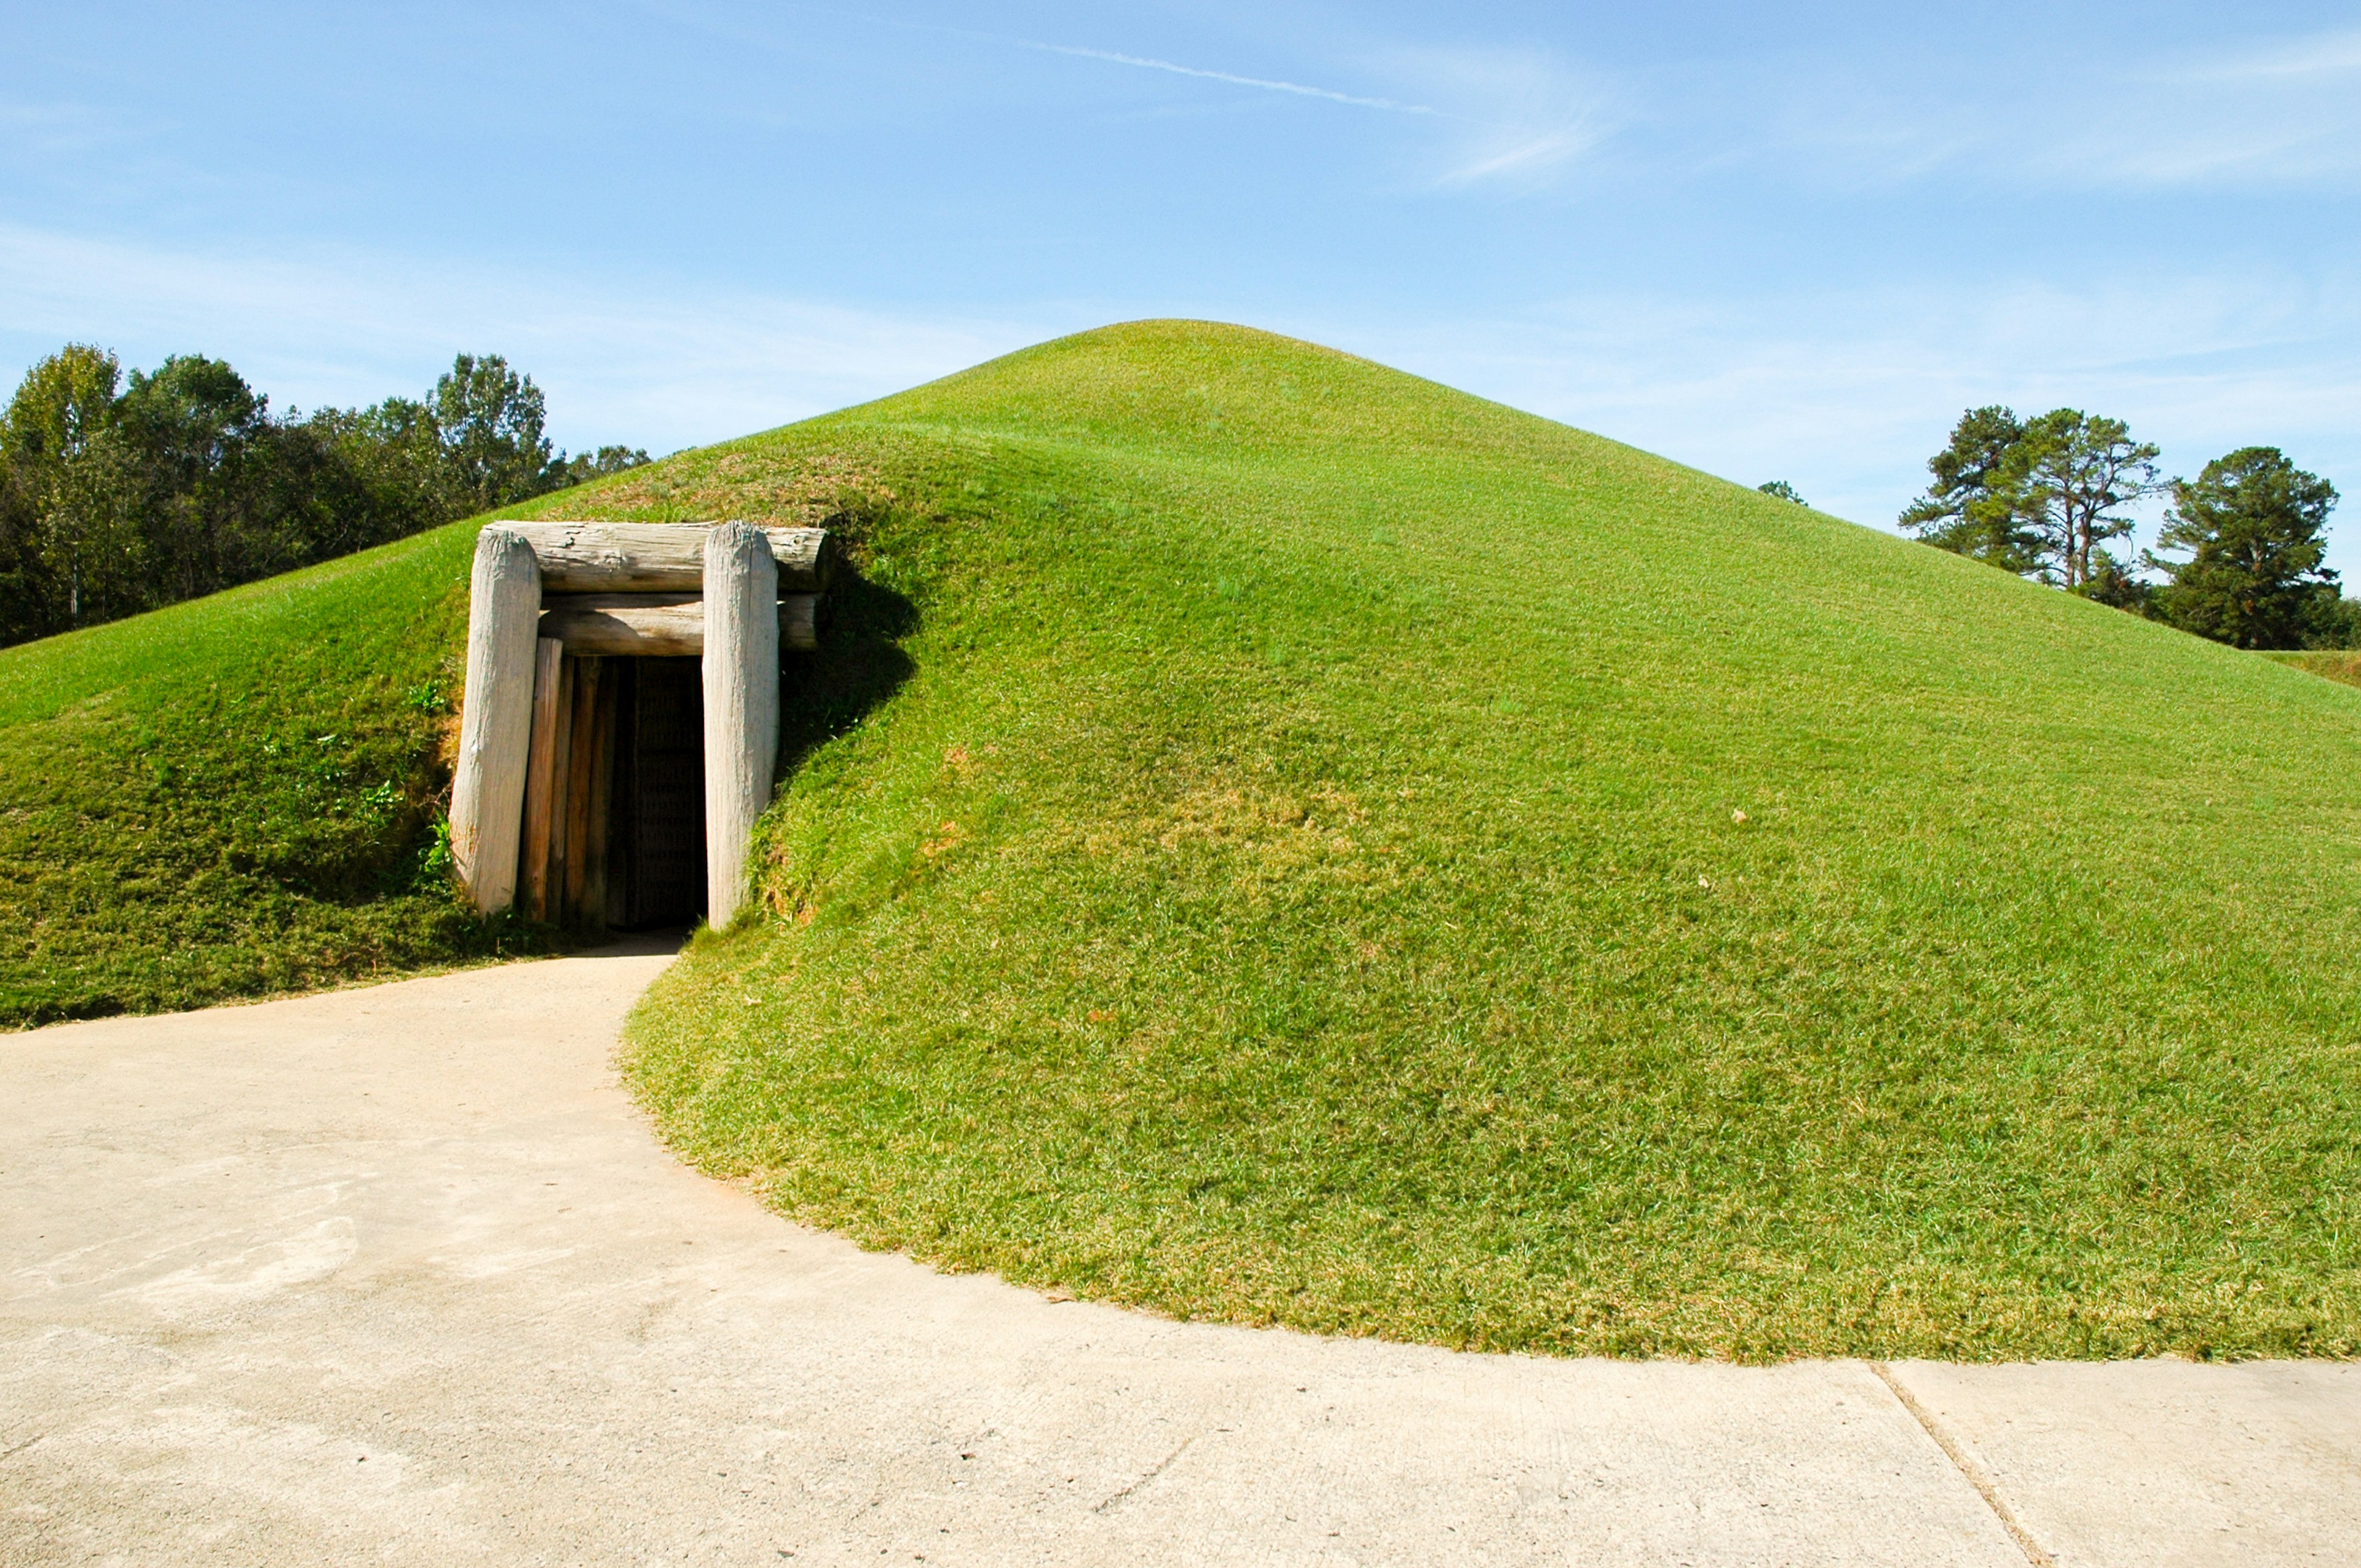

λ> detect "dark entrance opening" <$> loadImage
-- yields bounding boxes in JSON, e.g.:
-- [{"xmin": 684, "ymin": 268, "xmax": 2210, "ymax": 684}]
[{"xmin": 606, "ymin": 657, "xmax": 707, "ymax": 928}]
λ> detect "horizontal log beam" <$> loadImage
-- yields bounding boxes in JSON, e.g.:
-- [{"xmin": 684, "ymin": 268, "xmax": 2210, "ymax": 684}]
[
  {"xmin": 538, "ymin": 594, "xmax": 821, "ymax": 655},
  {"xmin": 506, "ymin": 522, "xmax": 836, "ymax": 593}
]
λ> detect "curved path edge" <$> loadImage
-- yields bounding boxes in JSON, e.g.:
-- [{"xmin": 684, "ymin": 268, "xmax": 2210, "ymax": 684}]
[{"xmin": 3, "ymin": 944, "xmax": 2354, "ymax": 1566}]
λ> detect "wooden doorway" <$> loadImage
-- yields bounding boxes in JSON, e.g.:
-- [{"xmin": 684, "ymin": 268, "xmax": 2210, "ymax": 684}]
[{"xmin": 607, "ymin": 658, "xmax": 706, "ymax": 928}]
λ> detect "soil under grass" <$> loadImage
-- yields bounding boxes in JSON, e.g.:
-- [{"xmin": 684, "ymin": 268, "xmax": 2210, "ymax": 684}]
[
  {"xmin": 585, "ymin": 321, "xmax": 2361, "ymax": 1361},
  {"xmin": 0, "ymin": 521, "xmax": 535, "ymax": 1026}
]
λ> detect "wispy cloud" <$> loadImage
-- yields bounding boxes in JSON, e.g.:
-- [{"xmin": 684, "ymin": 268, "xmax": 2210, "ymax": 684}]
[
  {"xmin": 2173, "ymin": 26, "xmax": 2361, "ymax": 84},
  {"xmin": 1023, "ymin": 42, "xmax": 1436, "ymax": 115},
  {"xmin": 1746, "ymin": 23, "xmax": 2361, "ymax": 192},
  {"xmin": 1369, "ymin": 45, "xmax": 1623, "ymax": 190}
]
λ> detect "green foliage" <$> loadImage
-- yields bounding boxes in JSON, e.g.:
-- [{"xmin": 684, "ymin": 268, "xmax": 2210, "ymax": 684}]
[
  {"xmin": 429, "ymin": 353, "xmax": 560, "ymax": 514},
  {"xmin": 586, "ymin": 322, "xmax": 2361, "ymax": 1362},
  {"xmin": 2147, "ymin": 447, "xmax": 2341, "ymax": 650},
  {"xmin": 1902, "ymin": 406, "xmax": 2167, "ymax": 592},
  {"xmin": 2306, "ymin": 593, "xmax": 2361, "ymax": 650},
  {"xmin": 1991, "ymin": 410, "xmax": 2162, "ymax": 591},
  {"xmin": 1755, "ymin": 479, "xmax": 1808, "ymax": 505},
  {"xmin": 1899, "ymin": 405, "xmax": 2039, "ymax": 572},
  {"xmin": 0, "ymin": 347, "xmax": 651, "ymax": 648}
]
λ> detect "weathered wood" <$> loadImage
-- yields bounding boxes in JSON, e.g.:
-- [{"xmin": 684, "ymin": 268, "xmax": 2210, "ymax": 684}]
[
  {"xmin": 585, "ymin": 664, "xmax": 617, "ymax": 933},
  {"xmin": 539, "ymin": 594, "xmax": 821, "ymax": 655},
  {"xmin": 450, "ymin": 528, "xmax": 542, "ymax": 913},
  {"xmin": 511, "ymin": 522, "xmax": 834, "ymax": 593},
  {"xmin": 545, "ymin": 658, "xmax": 576, "ymax": 920},
  {"xmin": 780, "ymin": 593, "xmax": 821, "ymax": 652},
  {"xmin": 539, "ymin": 596, "xmax": 701, "ymax": 655},
  {"xmin": 702, "ymin": 523, "xmax": 779, "ymax": 928},
  {"xmin": 518, "ymin": 638, "xmax": 566, "ymax": 921},
  {"xmin": 563, "ymin": 657, "xmax": 603, "ymax": 923}
]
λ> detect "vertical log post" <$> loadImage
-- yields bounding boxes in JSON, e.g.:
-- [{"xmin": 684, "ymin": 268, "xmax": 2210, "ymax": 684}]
[
  {"xmin": 702, "ymin": 523, "xmax": 778, "ymax": 928},
  {"xmin": 519, "ymin": 637, "xmax": 566, "ymax": 921},
  {"xmin": 450, "ymin": 528, "xmax": 542, "ymax": 913}
]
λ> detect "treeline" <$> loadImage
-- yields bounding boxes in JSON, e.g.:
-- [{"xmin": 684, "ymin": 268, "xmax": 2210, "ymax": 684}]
[
  {"xmin": 0, "ymin": 347, "xmax": 647, "ymax": 648},
  {"xmin": 1899, "ymin": 408, "xmax": 2356, "ymax": 650}
]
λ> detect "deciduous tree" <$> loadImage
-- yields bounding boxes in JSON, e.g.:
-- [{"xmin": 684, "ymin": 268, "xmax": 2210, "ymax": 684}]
[{"xmin": 430, "ymin": 353, "xmax": 558, "ymax": 514}]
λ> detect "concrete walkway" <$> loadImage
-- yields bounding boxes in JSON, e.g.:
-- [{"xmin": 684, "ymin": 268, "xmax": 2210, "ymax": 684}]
[{"xmin": 3, "ymin": 944, "xmax": 2354, "ymax": 1567}]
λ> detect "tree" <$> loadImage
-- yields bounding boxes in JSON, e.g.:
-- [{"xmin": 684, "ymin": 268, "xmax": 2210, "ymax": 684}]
[
  {"xmin": 0, "ymin": 344, "xmax": 649, "ymax": 648},
  {"xmin": 116, "ymin": 355, "xmax": 287, "ymax": 604},
  {"xmin": 2146, "ymin": 447, "xmax": 2339, "ymax": 650},
  {"xmin": 0, "ymin": 345, "xmax": 135, "ymax": 632},
  {"xmin": 1757, "ymin": 479, "xmax": 1808, "ymax": 506},
  {"xmin": 1986, "ymin": 410, "xmax": 2161, "ymax": 591},
  {"xmin": 556, "ymin": 444, "xmax": 653, "ymax": 488},
  {"xmin": 430, "ymin": 353, "xmax": 558, "ymax": 514},
  {"xmin": 1900, "ymin": 406, "xmax": 2040, "ymax": 572}
]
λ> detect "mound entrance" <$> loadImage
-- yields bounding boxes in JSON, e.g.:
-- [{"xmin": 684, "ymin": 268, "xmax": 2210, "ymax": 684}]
[{"xmin": 447, "ymin": 521, "xmax": 834, "ymax": 929}]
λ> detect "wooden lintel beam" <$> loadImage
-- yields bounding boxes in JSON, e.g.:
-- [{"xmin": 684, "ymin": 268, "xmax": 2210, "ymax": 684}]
[
  {"xmin": 537, "ymin": 594, "xmax": 821, "ymax": 655},
  {"xmin": 506, "ymin": 522, "xmax": 835, "ymax": 593}
]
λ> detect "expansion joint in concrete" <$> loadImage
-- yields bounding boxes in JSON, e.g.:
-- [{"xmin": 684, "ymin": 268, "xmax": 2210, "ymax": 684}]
[{"xmin": 1871, "ymin": 1360, "xmax": 2054, "ymax": 1567}]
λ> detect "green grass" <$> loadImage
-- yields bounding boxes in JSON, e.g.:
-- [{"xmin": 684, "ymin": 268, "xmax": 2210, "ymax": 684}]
[
  {"xmin": 571, "ymin": 320, "xmax": 2361, "ymax": 1361},
  {"xmin": 12, "ymin": 319, "xmax": 2359, "ymax": 1361},
  {"xmin": 0, "ymin": 520, "xmax": 536, "ymax": 1025},
  {"xmin": 2262, "ymin": 649, "xmax": 2361, "ymax": 690}
]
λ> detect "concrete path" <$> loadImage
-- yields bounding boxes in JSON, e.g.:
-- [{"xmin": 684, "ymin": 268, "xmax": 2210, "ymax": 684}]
[{"xmin": 3, "ymin": 944, "xmax": 2354, "ymax": 1567}]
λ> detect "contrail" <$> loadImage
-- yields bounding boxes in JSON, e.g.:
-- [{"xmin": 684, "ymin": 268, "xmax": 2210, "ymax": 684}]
[{"xmin": 1027, "ymin": 42, "xmax": 1437, "ymax": 115}]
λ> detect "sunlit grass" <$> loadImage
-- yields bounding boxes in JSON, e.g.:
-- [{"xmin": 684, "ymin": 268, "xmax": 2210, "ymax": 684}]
[
  {"xmin": 596, "ymin": 322, "xmax": 2361, "ymax": 1360},
  {"xmin": 0, "ymin": 522, "xmax": 531, "ymax": 1025}
]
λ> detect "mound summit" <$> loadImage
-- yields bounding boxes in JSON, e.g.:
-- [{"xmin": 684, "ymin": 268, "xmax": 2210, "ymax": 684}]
[{"xmin": 6, "ymin": 321, "xmax": 2357, "ymax": 1358}]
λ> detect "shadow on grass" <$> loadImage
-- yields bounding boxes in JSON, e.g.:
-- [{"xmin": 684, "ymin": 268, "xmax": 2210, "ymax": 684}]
[{"xmin": 779, "ymin": 567, "xmax": 918, "ymax": 776}]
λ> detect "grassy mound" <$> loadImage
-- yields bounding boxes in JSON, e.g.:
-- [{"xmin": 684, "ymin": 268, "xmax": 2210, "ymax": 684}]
[
  {"xmin": 0, "ymin": 521, "xmax": 528, "ymax": 1026},
  {"xmin": 585, "ymin": 321, "xmax": 2361, "ymax": 1361},
  {"xmin": 2264, "ymin": 649, "xmax": 2361, "ymax": 690}
]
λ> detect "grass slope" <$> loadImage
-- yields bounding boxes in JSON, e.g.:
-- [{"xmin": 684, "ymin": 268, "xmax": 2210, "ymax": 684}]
[
  {"xmin": 0, "ymin": 520, "xmax": 528, "ymax": 1025},
  {"xmin": 571, "ymin": 321, "xmax": 2361, "ymax": 1361},
  {"xmin": 2263, "ymin": 649, "xmax": 2361, "ymax": 691}
]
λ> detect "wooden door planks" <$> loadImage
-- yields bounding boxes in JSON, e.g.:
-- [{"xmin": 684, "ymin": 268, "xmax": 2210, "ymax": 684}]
[
  {"xmin": 519, "ymin": 638, "xmax": 566, "ymax": 921},
  {"xmin": 562, "ymin": 658, "xmax": 604, "ymax": 922}
]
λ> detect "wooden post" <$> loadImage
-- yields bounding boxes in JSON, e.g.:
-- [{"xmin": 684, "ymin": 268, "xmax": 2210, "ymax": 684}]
[
  {"xmin": 545, "ymin": 658, "xmax": 576, "ymax": 921},
  {"xmin": 519, "ymin": 638, "xmax": 565, "ymax": 921},
  {"xmin": 450, "ymin": 528, "xmax": 542, "ymax": 913},
  {"xmin": 702, "ymin": 522, "xmax": 778, "ymax": 928},
  {"xmin": 563, "ymin": 656, "xmax": 603, "ymax": 923}
]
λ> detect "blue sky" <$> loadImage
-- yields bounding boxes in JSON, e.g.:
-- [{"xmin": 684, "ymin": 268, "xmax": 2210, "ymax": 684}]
[{"xmin": 6, "ymin": 1, "xmax": 2358, "ymax": 575}]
